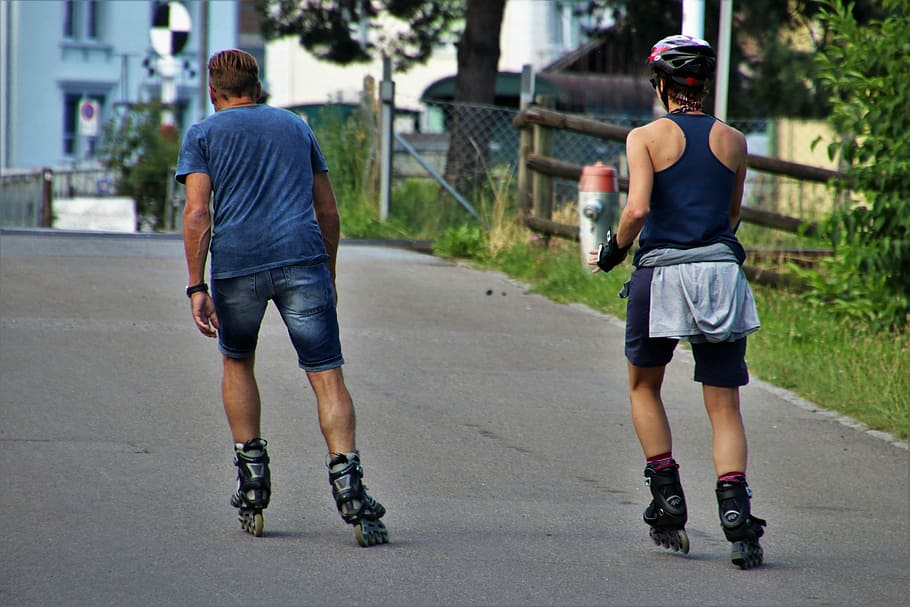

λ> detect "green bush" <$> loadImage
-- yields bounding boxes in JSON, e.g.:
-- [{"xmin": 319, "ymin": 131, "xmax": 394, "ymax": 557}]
[
  {"xmin": 433, "ymin": 224, "xmax": 486, "ymax": 259},
  {"xmin": 814, "ymin": 0, "xmax": 910, "ymax": 329},
  {"xmin": 99, "ymin": 102, "xmax": 180, "ymax": 231},
  {"xmin": 313, "ymin": 105, "xmax": 375, "ymax": 206},
  {"xmin": 389, "ymin": 179, "xmax": 471, "ymax": 238}
]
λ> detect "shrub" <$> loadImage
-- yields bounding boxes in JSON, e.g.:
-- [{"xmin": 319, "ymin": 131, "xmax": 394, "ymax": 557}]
[
  {"xmin": 813, "ymin": 0, "xmax": 910, "ymax": 328},
  {"xmin": 99, "ymin": 102, "xmax": 181, "ymax": 231}
]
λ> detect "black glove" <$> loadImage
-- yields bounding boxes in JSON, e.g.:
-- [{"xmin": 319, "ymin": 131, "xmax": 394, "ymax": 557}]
[{"xmin": 596, "ymin": 230, "xmax": 630, "ymax": 273}]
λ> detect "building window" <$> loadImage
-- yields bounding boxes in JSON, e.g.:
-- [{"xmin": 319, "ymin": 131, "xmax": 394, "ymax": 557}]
[
  {"xmin": 63, "ymin": 94, "xmax": 79, "ymax": 156},
  {"xmin": 86, "ymin": 0, "xmax": 99, "ymax": 40},
  {"xmin": 63, "ymin": 0, "xmax": 75, "ymax": 39},
  {"xmin": 63, "ymin": 0, "xmax": 103, "ymax": 42}
]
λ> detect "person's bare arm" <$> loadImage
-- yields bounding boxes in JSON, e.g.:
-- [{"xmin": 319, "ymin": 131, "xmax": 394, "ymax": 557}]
[
  {"xmin": 313, "ymin": 171, "xmax": 340, "ymax": 285},
  {"xmin": 616, "ymin": 126, "xmax": 655, "ymax": 249},
  {"xmin": 729, "ymin": 131, "xmax": 748, "ymax": 230},
  {"xmin": 587, "ymin": 126, "xmax": 655, "ymax": 273},
  {"xmin": 182, "ymin": 172, "xmax": 218, "ymax": 337}
]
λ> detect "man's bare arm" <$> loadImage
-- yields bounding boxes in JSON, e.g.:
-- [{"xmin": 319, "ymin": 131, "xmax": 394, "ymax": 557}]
[{"xmin": 313, "ymin": 171, "xmax": 341, "ymax": 283}]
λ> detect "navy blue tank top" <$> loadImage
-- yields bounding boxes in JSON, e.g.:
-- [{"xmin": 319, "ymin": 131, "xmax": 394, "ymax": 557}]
[{"xmin": 633, "ymin": 113, "xmax": 745, "ymax": 265}]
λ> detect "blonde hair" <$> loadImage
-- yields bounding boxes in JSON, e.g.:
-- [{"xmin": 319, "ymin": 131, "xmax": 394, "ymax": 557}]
[{"xmin": 208, "ymin": 49, "xmax": 259, "ymax": 98}]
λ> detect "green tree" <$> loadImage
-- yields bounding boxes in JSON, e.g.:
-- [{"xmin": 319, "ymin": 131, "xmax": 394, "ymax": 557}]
[
  {"xmin": 811, "ymin": 0, "xmax": 910, "ymax": 327},
  {"xmin": 256, "ymin": 0, "xmax": 506, "ymax": 193},
  {"xmin": 99, "ymin": 102, "xmax": 181, "ymax": 231},
  {"xmin": 589, "ymin": 0, "xmax": 886, "ymax": 118},
  {"xmin": 445, "ymin": 0, "xmax": 506, "ymax": 192},
  {"xmin": 737, "ymin": 0, "xmax": 886, "ymax": 118},
  {"xmin": 256, "ymin": 0, "xmax": 462, "ymax": 71}
]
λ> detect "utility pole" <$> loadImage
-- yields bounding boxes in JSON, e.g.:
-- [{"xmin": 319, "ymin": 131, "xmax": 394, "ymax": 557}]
[
  {"xmin": 681, "ymin": 0, "xmax": 705, "ymax": 39},
  {"xmin": 714, "ymin": 0, "xmax": 733, "ymax": 121},
  {"xmin": 198, "ymin": 0, "xmax": 208, "ymax": 119},
  {"xmin": 379, "ymin": 55, "xmax": 394, "ymax": 222},
  {"xmin": 1, "ymin": 0, "xmax": 9, "ymax": 169}
]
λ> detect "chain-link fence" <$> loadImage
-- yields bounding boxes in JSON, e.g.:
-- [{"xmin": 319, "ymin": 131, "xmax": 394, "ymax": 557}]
[{"xmin": 396, "ymin": 101, "xmax": 522, "ymax": 180}]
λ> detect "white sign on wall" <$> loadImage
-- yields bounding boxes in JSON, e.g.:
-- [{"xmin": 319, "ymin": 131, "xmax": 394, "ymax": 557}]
[{"xmin": 77, "ymin": 98, "xmax": 100, "ymax": 137}]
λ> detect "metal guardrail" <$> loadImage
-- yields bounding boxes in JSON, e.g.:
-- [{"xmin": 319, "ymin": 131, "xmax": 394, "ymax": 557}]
[
  {"xmin": 1, "ymin": 166, "xmax": 115, "ymax": 228},
  {"xmin": 0, "ymin": 168, "xmax": 53, "ymax": 227}
]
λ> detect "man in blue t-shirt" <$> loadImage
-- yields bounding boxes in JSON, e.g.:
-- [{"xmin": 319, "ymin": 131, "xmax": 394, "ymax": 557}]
[{"xmin": 177, "ymin": 49, "xmax": 387, "ymax": 546}]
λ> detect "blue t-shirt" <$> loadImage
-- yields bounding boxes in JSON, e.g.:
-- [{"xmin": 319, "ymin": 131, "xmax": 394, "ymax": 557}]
[
  {"xmin": 633, "ymin": 113, "xmax": 745, "ymax": 266},
  {"xmin": 176, "ymin": 104, "xmax": 330, "ymax": 279}
]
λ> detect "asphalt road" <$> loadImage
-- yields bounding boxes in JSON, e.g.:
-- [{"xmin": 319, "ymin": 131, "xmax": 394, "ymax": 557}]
[{"xmin": 1, "ymin": 230, "xmax": 907, "ymax": 606}]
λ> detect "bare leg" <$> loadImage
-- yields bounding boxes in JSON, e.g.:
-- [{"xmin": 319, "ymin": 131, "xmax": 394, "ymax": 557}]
[
  {"xmin": 222, "ymin": 355, "xmax": 261, "ymax": 444},
  {"xmin": 703, "ymin": 384, "xmax": 748, "ymax": 476},
  {"xmin": 307, "ymin": 367, "xmax": 356, "ymax": 454},
  {"xmin": 628, "ymin": 362, "xmax": 673, "ymax": 458}
]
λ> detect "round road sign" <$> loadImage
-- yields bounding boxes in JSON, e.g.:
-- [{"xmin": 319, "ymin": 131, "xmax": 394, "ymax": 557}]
[{"xmin": 150, "ymin": 1, "xmax": 191, "ymax": 57}]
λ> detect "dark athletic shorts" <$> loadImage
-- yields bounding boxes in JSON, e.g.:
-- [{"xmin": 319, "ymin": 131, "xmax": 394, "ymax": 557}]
[{"xmin": 624, "ymin": 266, "xmax": 749, "ymax": 387}]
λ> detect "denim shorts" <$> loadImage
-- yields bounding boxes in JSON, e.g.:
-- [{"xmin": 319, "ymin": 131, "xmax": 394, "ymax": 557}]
[
  {"xmin": 212, "ymin": 263, "xmax": 344, "ymax": 372},
  {"xmin": 625, "ymin": 266, "xmax": 749, "ymax": 387}
]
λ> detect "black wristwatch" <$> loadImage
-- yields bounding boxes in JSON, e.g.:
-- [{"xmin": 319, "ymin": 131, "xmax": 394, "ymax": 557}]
[{"xmin": 185, "ymin": 282, "xmax": 209, "ymax": 298}]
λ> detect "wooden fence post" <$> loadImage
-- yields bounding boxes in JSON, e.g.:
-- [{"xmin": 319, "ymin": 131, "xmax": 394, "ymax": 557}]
[
  {"xmin": 517, "ymin": 65, "xmax": 534, "ymax": 221},
  {"xmin": 532, "ymin": 95, "xmax": 555, "ymax": 223},
  {"xmin": 517, "ymin": 125, "xmax": 532, "ymax": 220}
]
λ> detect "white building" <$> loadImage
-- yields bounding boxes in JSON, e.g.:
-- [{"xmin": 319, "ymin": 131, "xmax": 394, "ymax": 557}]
[{"xmin": 0, "ymin": 0, "xmax": 249, "ymax": 171}]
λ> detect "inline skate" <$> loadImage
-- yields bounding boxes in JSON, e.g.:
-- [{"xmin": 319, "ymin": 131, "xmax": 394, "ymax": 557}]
[
  {"xmin": 328, "ymin": 451, "xmax": 388, "ymax": 547},
  {"xmin": 716, "ymin": 479, "xmax": 766, "ymax": 569},
  {"xmin": 643, "ymin": 463, "xmax": 690, "ymax": 554},
  {"xmin": 230, "ymin": 438, "xmax": 271, "ymax": 537}
]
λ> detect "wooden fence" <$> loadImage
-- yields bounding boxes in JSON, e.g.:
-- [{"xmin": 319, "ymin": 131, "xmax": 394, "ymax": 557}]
[{"xmin": 512, "ymin": 105, "xmax": 846, "ymax": 289}]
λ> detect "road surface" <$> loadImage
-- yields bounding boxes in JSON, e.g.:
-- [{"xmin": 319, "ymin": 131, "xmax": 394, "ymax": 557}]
[{"xmin": 1, "ymin": 230, "xmax": 907, "ymax": 606}]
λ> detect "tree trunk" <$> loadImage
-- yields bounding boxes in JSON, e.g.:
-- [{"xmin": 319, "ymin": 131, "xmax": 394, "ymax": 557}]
[{"xmin": 445, "ymin": 0, "xmax": 506, "ymax": 193}]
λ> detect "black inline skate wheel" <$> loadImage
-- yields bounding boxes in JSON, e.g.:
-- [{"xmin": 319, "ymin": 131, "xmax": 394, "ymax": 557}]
[
  {"xmin": 354, "ymin": 519, "xmax": 389, "ymax": 547},
  {"xmin": 239, "ymin": 509, "xmax": 264, "ymax": 537},
  {"xmin": 649, "ymin": 527, "xmax": 690, "ymax": 554},
  {"xmin": 677, "ymin": 529, "xmax": 690, "ymax": 554},
  {"xmin": 731, "ymin": 539, "xmax": 763, "ymax": 569}
]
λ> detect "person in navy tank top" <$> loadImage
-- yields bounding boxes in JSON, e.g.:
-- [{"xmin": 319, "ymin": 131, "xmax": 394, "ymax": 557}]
[
  {"xmin": 177, "ymin": 49, "xmax": 388, "ymax": 545},
  {"xmin": 587, "ymin": 35, "xmax": 767, "ymax": 568}
]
